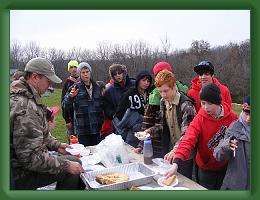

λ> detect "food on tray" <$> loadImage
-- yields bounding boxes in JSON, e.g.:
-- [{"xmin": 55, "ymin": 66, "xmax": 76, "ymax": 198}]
[
  {"xmin": 129, "ymin": 186, "xmax": 142, "ymax": 190},
  {"xmin": 134, "ymin": 132, "xmax": 150, "ymax": 141},
  {"xmin": 95, "ymin": 172, "xmax": 129, "ymax": 185},
  {"xmin": 162, "ymin": 175, "xmax": 177, "ymax": 186}
]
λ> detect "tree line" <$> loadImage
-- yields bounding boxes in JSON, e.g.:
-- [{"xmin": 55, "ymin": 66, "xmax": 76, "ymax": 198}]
[{"xmin": 10, "ymin": 39, "xmax": 250, "ymax": 103}]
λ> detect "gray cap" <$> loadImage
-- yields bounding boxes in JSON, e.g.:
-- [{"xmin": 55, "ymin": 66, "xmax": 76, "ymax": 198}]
[
  {"xmin": 24, "ymin": 57, "xmax": 62, "ymax": 83},
  {"xmin": 77, "ymin": 62, "xmax": 92, "ymax": 76}
]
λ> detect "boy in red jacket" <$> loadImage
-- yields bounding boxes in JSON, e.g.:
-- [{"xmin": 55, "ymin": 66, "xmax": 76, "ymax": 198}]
[
  {"xmin": 187, "ymin": 60, "xmax": 232, "ymax": 113},
  {"xmin": 165, "ymin": 83, "xmax": 237, "ymax": 190}
]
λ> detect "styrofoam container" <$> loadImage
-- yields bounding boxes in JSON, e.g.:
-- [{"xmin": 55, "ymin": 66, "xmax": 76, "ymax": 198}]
[
  {"xmin": 80, "ymin": 162, "xmax": 157, "ymax": 190},
  {"xmin": 65, "ymin": 144, "xmax": 85, "ymax": 157}
]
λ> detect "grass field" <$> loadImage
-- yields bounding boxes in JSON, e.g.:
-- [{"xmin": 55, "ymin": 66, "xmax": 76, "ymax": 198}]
[{"xmin": 42, "ymin": 89, "xmax": 243, "ymax": 143}]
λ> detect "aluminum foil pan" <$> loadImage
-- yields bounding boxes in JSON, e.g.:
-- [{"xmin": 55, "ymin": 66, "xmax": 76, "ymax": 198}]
[{"xmin": 81, "ymin": 162, "xmax": 157, "ymax": 190}]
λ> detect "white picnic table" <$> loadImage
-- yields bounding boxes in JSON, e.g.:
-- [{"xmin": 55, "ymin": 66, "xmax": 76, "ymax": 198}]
[{"xmin": 82, "ymin": 143, "xmax": 207, "ymax": 190}]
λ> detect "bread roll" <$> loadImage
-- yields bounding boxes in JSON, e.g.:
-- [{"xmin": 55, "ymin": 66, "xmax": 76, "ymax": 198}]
[{"xmin": 162, "ymin": 175, "xmax": 177, "ymax": 186}]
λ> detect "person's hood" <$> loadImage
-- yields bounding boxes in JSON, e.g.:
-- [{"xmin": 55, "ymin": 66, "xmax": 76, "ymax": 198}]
[
  {"xmin": 135, "ymin": 70, "xmax": 152, "ymax": 91},
  {"xmin": 10, "ymin": 77, "xmax": 42, "ymax": 105},
  {"xmin": 198, "ymin": 101, "xmax": 235, "ymax": 122},
  {"xmin": 190, "ymin": 77, "xmax": 221, "ymax": 91},
  {"xmin": 190, "ymin": 77, "xmax": 201, "ymax": 91}
]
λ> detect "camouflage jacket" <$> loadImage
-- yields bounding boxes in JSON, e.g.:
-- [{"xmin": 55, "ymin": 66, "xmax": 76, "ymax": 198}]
[{"xmin": 10, "ymin": 77, "xmax": 69, "ymax": 180}]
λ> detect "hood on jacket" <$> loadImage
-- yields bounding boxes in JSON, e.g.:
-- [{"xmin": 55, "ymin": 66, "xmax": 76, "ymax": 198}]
[
  {"xmin": 198, "ymin": 101, "xmax": 235, "ymax": 122},
  {"xmin": 190, "ymin": 77, "xmax": 223, "ymax": 92},
  {"xmin": 109, "ymin": 64, "xmax": 127, "ymax": 82},
  {"xmin": 135, "ymin": 70, "xmax": 152, "ymax": 91}
]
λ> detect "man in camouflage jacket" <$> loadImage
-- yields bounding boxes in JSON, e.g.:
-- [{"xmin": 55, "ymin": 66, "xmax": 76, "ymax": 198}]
[{"xmin": 10, "ymin": 57, "xmax": 85, "ymax": 190}]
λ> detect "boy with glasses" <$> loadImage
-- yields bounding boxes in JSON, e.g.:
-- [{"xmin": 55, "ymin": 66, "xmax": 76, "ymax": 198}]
[{"xmin": 103, "ymin": 64, "xmax": 135, "ymax": 121}]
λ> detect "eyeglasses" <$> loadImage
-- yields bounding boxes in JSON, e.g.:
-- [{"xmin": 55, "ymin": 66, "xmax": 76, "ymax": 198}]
[{"xmin": 113, "ymin": 71, "xmax": 123, "ymax": 76}]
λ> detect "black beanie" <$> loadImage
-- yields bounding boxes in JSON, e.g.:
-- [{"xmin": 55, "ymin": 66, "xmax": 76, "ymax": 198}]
[{"xmin": 200, "ymin": 83, "xmax": 222, "ymax": 105}]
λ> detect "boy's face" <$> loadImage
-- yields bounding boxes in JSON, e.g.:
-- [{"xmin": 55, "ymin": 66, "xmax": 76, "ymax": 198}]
[
  {"xmin": 201, "ymin": 100, "xmax": 220, "ymax": 117},
  {"xmin": 198, "ymin": 71, "xmax": 213, "ymax": 86},
  {"xmin": 113, "ymin": 70, "xmax": 124, "ymax": 83},
  {"xmin": 158, "ymin": 84, "xmax": 176, "ymax": 102},
  {"xmin": 80, "ymin": 68, "xmax": 91, "ymax": 83},
  {"xmin": 243, "ymin": 111, "xmax": 250, "ymax": 126},
  {"xmin": 138, "ymin": 77, "xmax": 151, "ymax": 91},
  {"xmin": 69, "ymin": 66, "xmax": 78, "ymax": 77}
]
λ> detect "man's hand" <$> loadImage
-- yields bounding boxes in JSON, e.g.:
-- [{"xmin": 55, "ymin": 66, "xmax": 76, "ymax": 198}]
[
  {"xmin": 67, "ymin": 161, "xmax": 85, "ymax": 174},
  {"xmin": 144, "ymin": 128, "xmax": 154, "ymax": 138},
  {"xmin": 164, "ymin": 163, "xmax": 178, "ymax": 179},
  {"xmin": 134, "ymin": 147, "xmax": 143, "ymax": 154},
  {"xmin": 164, "ymin": 151, "xmax": 175, "ymax": 164},
  {"xmin": 66, "ymin": 122, "xmax": 72, "ymax": 129},
  {"xmin": 58, "ymin": 143, "xmax": 71, "ymax": 155},
  {"xmin": 69, "ymin": 85, "xmax": 79, "ymax": 98}
]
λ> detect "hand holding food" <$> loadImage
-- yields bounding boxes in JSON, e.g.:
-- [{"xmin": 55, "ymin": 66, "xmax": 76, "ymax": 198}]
[
  {"xmin": 164, "ymin": 163, "xmax": 178, "ymax": 179},
  {"xmin": 164, "ymin": 151, "xmax": 175, "ymax": 164}
]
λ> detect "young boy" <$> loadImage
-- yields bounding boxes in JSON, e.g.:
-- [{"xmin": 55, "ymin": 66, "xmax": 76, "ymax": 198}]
[
  {"xmin": 143, "ymin": 70, "xmax": 196, "ymax": 179},
  {"xmin": 187, "ymin": 60, "xmax": 232, "ymax": 112},
  {"xmin": 214, "ymin": 96, "xmax": 250, "ymax": 190},
  {"xmin": 165, "ymin": 83, "xmax": 238, "ymax": 189}
]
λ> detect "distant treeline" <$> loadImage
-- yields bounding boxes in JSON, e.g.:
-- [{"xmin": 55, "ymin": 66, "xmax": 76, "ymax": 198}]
[{"xmin": 10, "ymin": 39, "xmax": 250, "ymax": 103}]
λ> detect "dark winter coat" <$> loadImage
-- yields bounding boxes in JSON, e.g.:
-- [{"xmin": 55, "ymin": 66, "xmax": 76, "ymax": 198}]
[
  {"xmin": 61, "ymin": 76, "xmax": 78, "ymax": 124},
  {"xmin": 62, "ymin": 80, "xmax": 104, "ymax": 136},
  {"xmin": 103, "ymin": 75, "xmax": 135, "ymax": 119}
]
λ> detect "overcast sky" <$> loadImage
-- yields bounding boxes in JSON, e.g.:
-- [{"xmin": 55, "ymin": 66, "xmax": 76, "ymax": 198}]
[{"xmin": 10, "ymin": 10, "xmax": 250, "ymax": 51}]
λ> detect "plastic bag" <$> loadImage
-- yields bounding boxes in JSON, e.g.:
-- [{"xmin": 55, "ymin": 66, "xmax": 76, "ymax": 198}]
[{"xmin": 96, "ymin": 133, "xmax": 130, "ymax": 167}]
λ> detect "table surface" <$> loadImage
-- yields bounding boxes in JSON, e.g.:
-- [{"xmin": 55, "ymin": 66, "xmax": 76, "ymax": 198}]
[{"xmin": 84, "ymin": 144, "xmax": 207, "ymax": 190}]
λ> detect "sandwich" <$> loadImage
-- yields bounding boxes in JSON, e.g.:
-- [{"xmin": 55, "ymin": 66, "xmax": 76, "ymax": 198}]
[{"xmin": 162, "ymin": 175, "xmax": 177, "ymax": 186}]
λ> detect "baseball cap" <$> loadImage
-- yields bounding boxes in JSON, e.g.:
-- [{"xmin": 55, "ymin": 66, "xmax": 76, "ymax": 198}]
[
  {"xmin": 194, "ymin": 60, "xmax": 214, "ymax": 75},
  {"xmin": 25, "ymin": 57, "xmax": 62, "ymax": 83}
]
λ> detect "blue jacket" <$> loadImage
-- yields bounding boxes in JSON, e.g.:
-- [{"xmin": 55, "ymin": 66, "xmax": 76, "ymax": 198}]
[{"xmin": 62, "ymin": 80, "xmax": 104, "ymax": 135}]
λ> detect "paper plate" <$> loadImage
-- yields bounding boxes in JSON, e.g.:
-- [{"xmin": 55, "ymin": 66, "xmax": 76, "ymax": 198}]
[
  {"xmin": 172, "ymin": 187, "xmax": 189, "ymax": 190},
  {"xmin": 65, "ymin": 144, "xmax": 85, "ymax": 156},
  {"xmin": 134, "ymin": 132, "xmax": 150, "ymax": 141},
  {"xmin": 157, "ymin": 176, "xmax": 178, "ymax": 187}
]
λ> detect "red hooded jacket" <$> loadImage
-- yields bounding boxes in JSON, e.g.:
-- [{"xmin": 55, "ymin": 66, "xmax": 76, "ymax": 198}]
[
  {"xmin": 187, "ymin": 77, "xmax": 232, "ymax": 113},
  {"xmin": 174, "ymin": 102, "xmax": 238, "ymax": 171}
]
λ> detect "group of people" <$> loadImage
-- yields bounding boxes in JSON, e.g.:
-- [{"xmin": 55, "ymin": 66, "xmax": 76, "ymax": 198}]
[{"xmin": 10, "ymin": 57, "xmax": 250, "ymax": 190}]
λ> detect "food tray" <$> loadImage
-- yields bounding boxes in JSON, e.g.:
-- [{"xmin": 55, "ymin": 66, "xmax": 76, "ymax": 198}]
[{"xmin": 80, "ymin": 162, "xmax": 157, "ymax": 190}]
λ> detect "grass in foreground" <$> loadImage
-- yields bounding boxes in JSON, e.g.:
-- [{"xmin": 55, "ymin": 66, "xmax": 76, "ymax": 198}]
[{"xmin": 42, "ymin": 89, "xmax": 243, "ymax": 143}]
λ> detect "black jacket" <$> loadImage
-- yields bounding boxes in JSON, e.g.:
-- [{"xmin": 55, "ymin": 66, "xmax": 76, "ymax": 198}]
[{"xmin": 103, "ymin": 75, "xmax": 135, "ymax": 119}]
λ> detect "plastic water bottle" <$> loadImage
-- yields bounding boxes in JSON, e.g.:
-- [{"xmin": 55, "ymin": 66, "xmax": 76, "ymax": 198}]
[{"xmin": 143, "ymin": 139, "xmax": 153, "ymax": 164}]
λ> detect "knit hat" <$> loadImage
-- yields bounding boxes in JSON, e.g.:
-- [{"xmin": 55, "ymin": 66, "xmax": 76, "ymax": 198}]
[
  {"xmin": 153, "ymin": 62, "xmax": 172, "ymax": 76},
  {"xmin": 135, "ymin": 70, "xmax": 152, "ymax": 90},
  {"xmin": 77, "ymin": 62, "xmax": 92, "ymax": 76},
  {"xmin": 243, "ymin": 96, "xmax": 250, "ymax": 112},
  {"xmin": 109, "ymin": 63, "xmax": 127, "ymax": 80},
  {"xmin": 194, "ymin": 60, "xmax": 214, "ymax": 75},
  {"xmin": 200, "ymin": 83, "xmax": 222, "ymax": 105},
  {"xmin": 25, "ymin": 57, "xmax": 62, "ymax": 83},
  {"xmin": 67, "ymin": 60, "xmax": 79, "ymax": 71}
]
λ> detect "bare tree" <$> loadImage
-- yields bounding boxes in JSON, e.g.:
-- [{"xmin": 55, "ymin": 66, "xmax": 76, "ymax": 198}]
[
  {"xmin": 10, "ymin": 40, "xmax": 24, "ymax": 69},
  {"xmin": 160, "ymin": 34, "xmax": 171, "ymax": 61},
  {"xmin": 66, "ymin": 47, "xmax": 82, "ymax": 61},
  {"xmin": 24, "ymin": 41, "xmax": 41, "ymax": 61}
]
